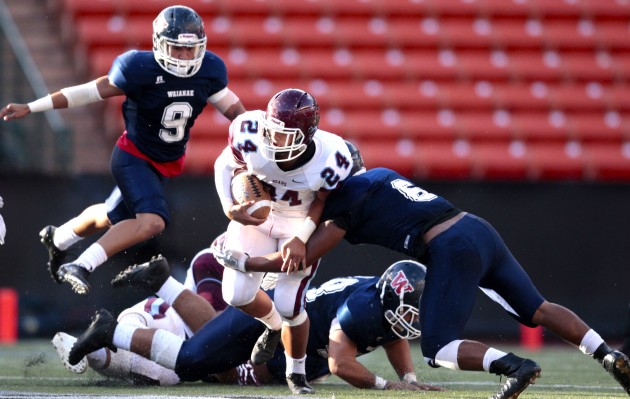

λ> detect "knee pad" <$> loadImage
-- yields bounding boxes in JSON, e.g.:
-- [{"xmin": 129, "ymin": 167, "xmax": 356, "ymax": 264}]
[{"xmin": 281, "ymin": 311, "xmax": 308, "ymax": 327}]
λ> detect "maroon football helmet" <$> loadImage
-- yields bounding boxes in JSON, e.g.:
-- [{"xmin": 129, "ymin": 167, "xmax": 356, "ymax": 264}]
[{"xmin": 260, "ymin": 88, "xmax": 320, "ymax": 162}]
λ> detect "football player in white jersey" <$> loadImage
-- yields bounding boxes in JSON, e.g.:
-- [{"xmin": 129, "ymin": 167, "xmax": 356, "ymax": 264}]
[
  {"xmin": 213, "ymin": 88, "xmax": 352, "ymax": 394},
  {"xmin": 52, "ymin": 234, "xmax": 229, "ymax": 385}
]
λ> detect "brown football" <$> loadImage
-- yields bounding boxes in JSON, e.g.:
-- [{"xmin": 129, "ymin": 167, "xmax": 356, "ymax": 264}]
[{"xmin": 230, "ymin": 173, "xmax": 272, "ymax": 219}]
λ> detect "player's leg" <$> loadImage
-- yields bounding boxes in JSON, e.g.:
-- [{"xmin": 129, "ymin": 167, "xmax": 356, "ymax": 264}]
[
  {"xmin": 221, "ymin": 221, "xmax": 284, "ymax": 363},
  {"xmin": 57, "ymin": 148, "xmax": 169, "ymax": 294},
  {"xmin": 273, "ymin": 258, "xmax": 320, "ymax": 394},
  {"xmin": 40, "ymin": 203, "xmax": 110, "ymax": 283},
  {"xmin": 420, "ymin": 215, "xmax": 541, "ymax": 399},
  {"xmin": 478, "ymin": 214, "xmax": 630, "ymax": 396},
  {"xmin": 112, "ymin": 255, "xmax": 217, "ymax": 334}
]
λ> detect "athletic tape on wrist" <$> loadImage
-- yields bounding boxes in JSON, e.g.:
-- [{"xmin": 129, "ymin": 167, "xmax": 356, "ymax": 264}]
[
  {"xmin": 27, "ymin": 95, "xmax": 53, "ymax": 113},
  {"xmin": 374, "ymin": 375, "xmax": 387, "ymax": 390},
  {"xmin": 295, "ymin": 218, "xmax": 316, "ymax": 243}
]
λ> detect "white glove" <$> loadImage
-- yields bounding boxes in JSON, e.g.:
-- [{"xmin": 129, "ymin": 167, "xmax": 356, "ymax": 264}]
[
  {"xmin": 211, "ymin": 246, "xmax": 249, "ymax": 273},
  {"xmin": 0, "ymin": 196, "xmax": 5, "ymax": 244},
  {"xmin": 0, "ymin": 213, "xmax": 5, "ymax": 245}
]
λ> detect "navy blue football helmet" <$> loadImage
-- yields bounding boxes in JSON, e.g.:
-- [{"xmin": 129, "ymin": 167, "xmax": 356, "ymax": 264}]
[
  {"xmin": 377, "ymin": 260, "xmax": 426, "ymax": 339},
  {"xmin": 344, "ymin": 140, "xmax": 366, "ymax": 175},
  {"xmin": 152, "ymin": 6, "xmax": 207, "ymax": 77}
]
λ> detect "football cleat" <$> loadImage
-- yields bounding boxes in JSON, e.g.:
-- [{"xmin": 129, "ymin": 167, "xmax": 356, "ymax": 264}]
[
  {"xmin": 251, "ymin": 327, "xmax": 281, "ymax": 365},
  {"xmin": 601, "ymin": 350, "xmax": 630, "ymax": 395},
  {"xmin": 489, "ymin": 352, "xmax": 541, "ymax": 399},
  {"xmin": 39, "ymin": 226, "xmax": 66, "ymax": 284},
  {"xmin": 286, "ymin": 373, "xmax": 315, "ymax": 394},
  {"xmin": 51, "ymin": 332, "xmax": 87, "ymax": 374},
  {"xmin": 57, "ymin": 263, "xmax": 91, "ymax": 295},
  {"xmin": 68, "ymin": 309, "xmax": 117, "ymax": 366},
  {"xmin": 111, "ymin": 254, "xmax": 170, "ymax": 292}
]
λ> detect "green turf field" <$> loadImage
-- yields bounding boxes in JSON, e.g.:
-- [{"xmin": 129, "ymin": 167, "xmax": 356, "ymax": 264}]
[{"xmin": 0, "ymin": 340, "xmax": 627, "ymax": 398}]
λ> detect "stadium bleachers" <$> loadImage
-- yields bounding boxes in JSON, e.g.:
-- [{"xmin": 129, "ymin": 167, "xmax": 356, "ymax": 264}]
[{"xmin": 53, "ymin": 0, "xmax": 630, "ymax": 180}]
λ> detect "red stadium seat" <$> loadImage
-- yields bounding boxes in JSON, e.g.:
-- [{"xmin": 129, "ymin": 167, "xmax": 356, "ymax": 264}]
[
  {"xmin": 581, "ymin": 0, "xmax": 630, "ymax": 20},
  {"xmin": 456, "ymin": 50, "xmax": 513, "ymax": 81},
  {"xmin": 527, "ymin": 142, "xmax": 584, "ymax": 180},
  {"xmin": 472, "ymin": 141, "xmax": 529, "ymax": 180},
  {"xmin": 456, "ymin": 112, "xmax": 512, "ymax": 142},
  {"xmin": 511, "ymin": 111, "xmax": 570, "ymax": 142},
  {"xmin": 562, "ymin": 52, "xmax": 617, "ymax": 82},
  {"xmin": 415, "ymin": 141, "xmax": 473, "ymax": 179},
  {"xmin": 507, "ymin": 50, "xmax": 565, "ymax": 82},
  {"xmin": 352, "ymin": 139, "xmax": 417, "ymax": 176},
  {"xmin": 566, "ymin": 112, "xmax": 628, "ymax": 142},
  {"xmin": 184, "ymin": 138, "xmax": 228, "ymax": 175},
  {"xmin": 583, "ymin": 142, "xmax": 630, "ymax": 181}
]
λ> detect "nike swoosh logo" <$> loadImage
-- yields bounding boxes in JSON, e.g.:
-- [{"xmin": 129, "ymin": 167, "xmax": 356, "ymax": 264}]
[{"xmin": 292, "ymin": 179, "xmax": 304, "ymax": 183}]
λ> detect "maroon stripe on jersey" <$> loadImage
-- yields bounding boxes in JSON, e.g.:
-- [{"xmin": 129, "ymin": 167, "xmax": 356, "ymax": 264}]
[{"xmin": 292, "ymin": 258, "xmax": 321, "ymax": 316}]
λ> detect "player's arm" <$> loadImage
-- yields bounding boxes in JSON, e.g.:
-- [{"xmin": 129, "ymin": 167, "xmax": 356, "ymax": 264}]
[
  {"xmin": 213, "ymin": 219, "xmax": 345, "ymax": 273},
  {"xmin": 382, "ymin": 339, "xmax": 445, "ymax": 391},
  {"xmin": 1, "ymin": 76, "xmax": 123, "ymax": 121},
  {"xmin": 280, "ymin": 189, "xmax": 330, "ymax": 273},
  {"xmin": 214, "ymin": 146, "xmax": 266, "ymax": 226},
  {"xmin": 208, "ymin": 87, "xmax": 246, "ymax": 121}
]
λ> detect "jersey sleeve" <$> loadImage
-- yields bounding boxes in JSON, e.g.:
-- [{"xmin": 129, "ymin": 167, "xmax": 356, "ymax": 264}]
[
  {"xmin": 108, "ymin": 50, "xmax": 142, "ymax": 95},
  {"xmin": 315, "ymin": 133, "xmax": 354, "ymax": 191},
  {"xmin": 336, "ymin": 289, "xmax": 386, "ymax": 345}
]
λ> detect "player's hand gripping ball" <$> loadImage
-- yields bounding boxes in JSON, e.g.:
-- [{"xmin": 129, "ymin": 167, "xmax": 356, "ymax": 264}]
[{"xmin": 231, "ymin": 173, "xmax": 272, "ymax": 219}]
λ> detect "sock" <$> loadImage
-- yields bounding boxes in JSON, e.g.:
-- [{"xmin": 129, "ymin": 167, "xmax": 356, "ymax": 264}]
[
  {"xmin": 257, "ymin": 302, "xmax": 283, "ymax": 331},
  {"xmin": 74, "ymin": 243, "xmax": 108, "ymax": 272},
  {"xmin": 112, "ymin": 323, "xmax": 138, "ymax": 352},
  {"xmin": 53, "ymin": 218, "xmax": 83, "ymax": 250},
  {"xmin": 483, "ymin": 347, "xmax": 508, "ymax": 371},
  {"xmin": 285, "ymin": 353, "xmax": 306, "ymax": 375},
  {"xmin": 156, "ymin": 277, "xmax": 185, "ymax": 305},
  {"xmin": 579, "ymin": 329, "xmax": 606, "ymax": 356}
]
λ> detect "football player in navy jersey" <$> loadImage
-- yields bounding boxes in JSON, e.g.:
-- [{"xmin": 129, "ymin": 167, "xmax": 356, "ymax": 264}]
[
  {"xmin": 0, "ymin": 5, "xmax": 245, "ymax": 295},
  {"xmin": 61, "ymin": 255, "xmax": 443, "ymax": 392},
  {"xmin": 215, "ymin": 144, "xmax": 630, "ymax": 399}
]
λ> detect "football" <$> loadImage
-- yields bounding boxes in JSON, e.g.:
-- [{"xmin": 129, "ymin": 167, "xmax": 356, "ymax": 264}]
[{"xmin": 230, "ymin": 173, "xmax": 272, "ymax": 219}]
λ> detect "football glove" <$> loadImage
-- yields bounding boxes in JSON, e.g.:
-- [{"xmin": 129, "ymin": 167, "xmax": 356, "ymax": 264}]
[
  {"xmin": 211, "ymin": 246, "xmax": 249, "ymax": 273},
  {"xmin": 0, "ymin": 213, "xmax": 4, "ymax": 245},
  {"xmin": 0, "ymin": 196, "xmax": 5, "ymax": 244}
]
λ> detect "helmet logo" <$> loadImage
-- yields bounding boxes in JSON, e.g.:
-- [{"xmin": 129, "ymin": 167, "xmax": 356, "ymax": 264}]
[
  {"xmin": 154, "ymin": 15, "xmax": 168, "ymax": 32},
  {"xmin": 178, "ymin": 33, "xmax": 198, "ymax": 43},
  {"xmin": 390, "ymin": 271, "xmax": 414, "ymax": 295}
]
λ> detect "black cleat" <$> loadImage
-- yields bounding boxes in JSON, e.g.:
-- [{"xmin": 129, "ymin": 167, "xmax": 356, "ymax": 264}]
[
  {"xmin": 111, "ymin": 254, "xmax": 170, "ymax": 292},
  {"xmin": 68, "ymin": 309, "xmax": 117, "ymax": 366},
  {"xmin": 489, "ymin": 352, "xmax": 541, "ymax": 399},
  {"xmin": 286, "ymin": 373, "xmax": 315, "ymax": 394},
  {"xmin": 57, "ymin": 263, "xmax": 91, "ymax": 295},
  {"xmin": 40, "ymin": 226, "xmax": 66, "ymax": 284},
  {"xmin": 601, "ymin": 350, "xmax": 630, "ymax": 395},
  {"xmin": 251, "ymin": 327, "xmax": 281, "ymax": 365}
]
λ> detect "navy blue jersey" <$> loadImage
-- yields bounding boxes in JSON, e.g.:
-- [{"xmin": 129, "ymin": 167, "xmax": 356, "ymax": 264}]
[
  {"xmin": 175, "ymin": 276, "xmax": 400, "ymax": 382},
  {"xmin": 264, "ymin": 276, "xmax": 401, "ymax": 383},
  {"xmin": 322, "ymin": 168, "xmax": 460, "ymax": 257},
  {"xmin": 108, "ymin": 50, "xmax": 228, "ymax": 162}
]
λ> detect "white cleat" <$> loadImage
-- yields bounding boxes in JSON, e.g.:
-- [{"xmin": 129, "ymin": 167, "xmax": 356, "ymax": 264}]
[{"xmin": 51, "ymin": 332, "xmax": 87, "ymax": 374}]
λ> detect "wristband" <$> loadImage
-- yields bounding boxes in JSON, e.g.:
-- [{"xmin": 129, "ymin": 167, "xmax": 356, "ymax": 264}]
[
  {"xmin": 374, "ymin": 375, "xmax": 387, "ymax": 390},
  {"xmin": 27, "ymin": 95, "xmax": 53, "ymax": 113},
  {"xmin": 295, "ymin": 218, "xmax": 316, "ymax": 243},
  {"xmin": 403, "ymin": 372, "xmax": 417, "ymax": 383}
]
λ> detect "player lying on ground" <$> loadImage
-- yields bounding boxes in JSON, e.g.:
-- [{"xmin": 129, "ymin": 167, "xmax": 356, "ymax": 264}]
[
  {"xmin": 55, "ymin": 253, "xmax": 443, "ymax": 392},
  {"xmin": 213, "ymin": 143, "xmax": 630, "ymax": 399}
]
